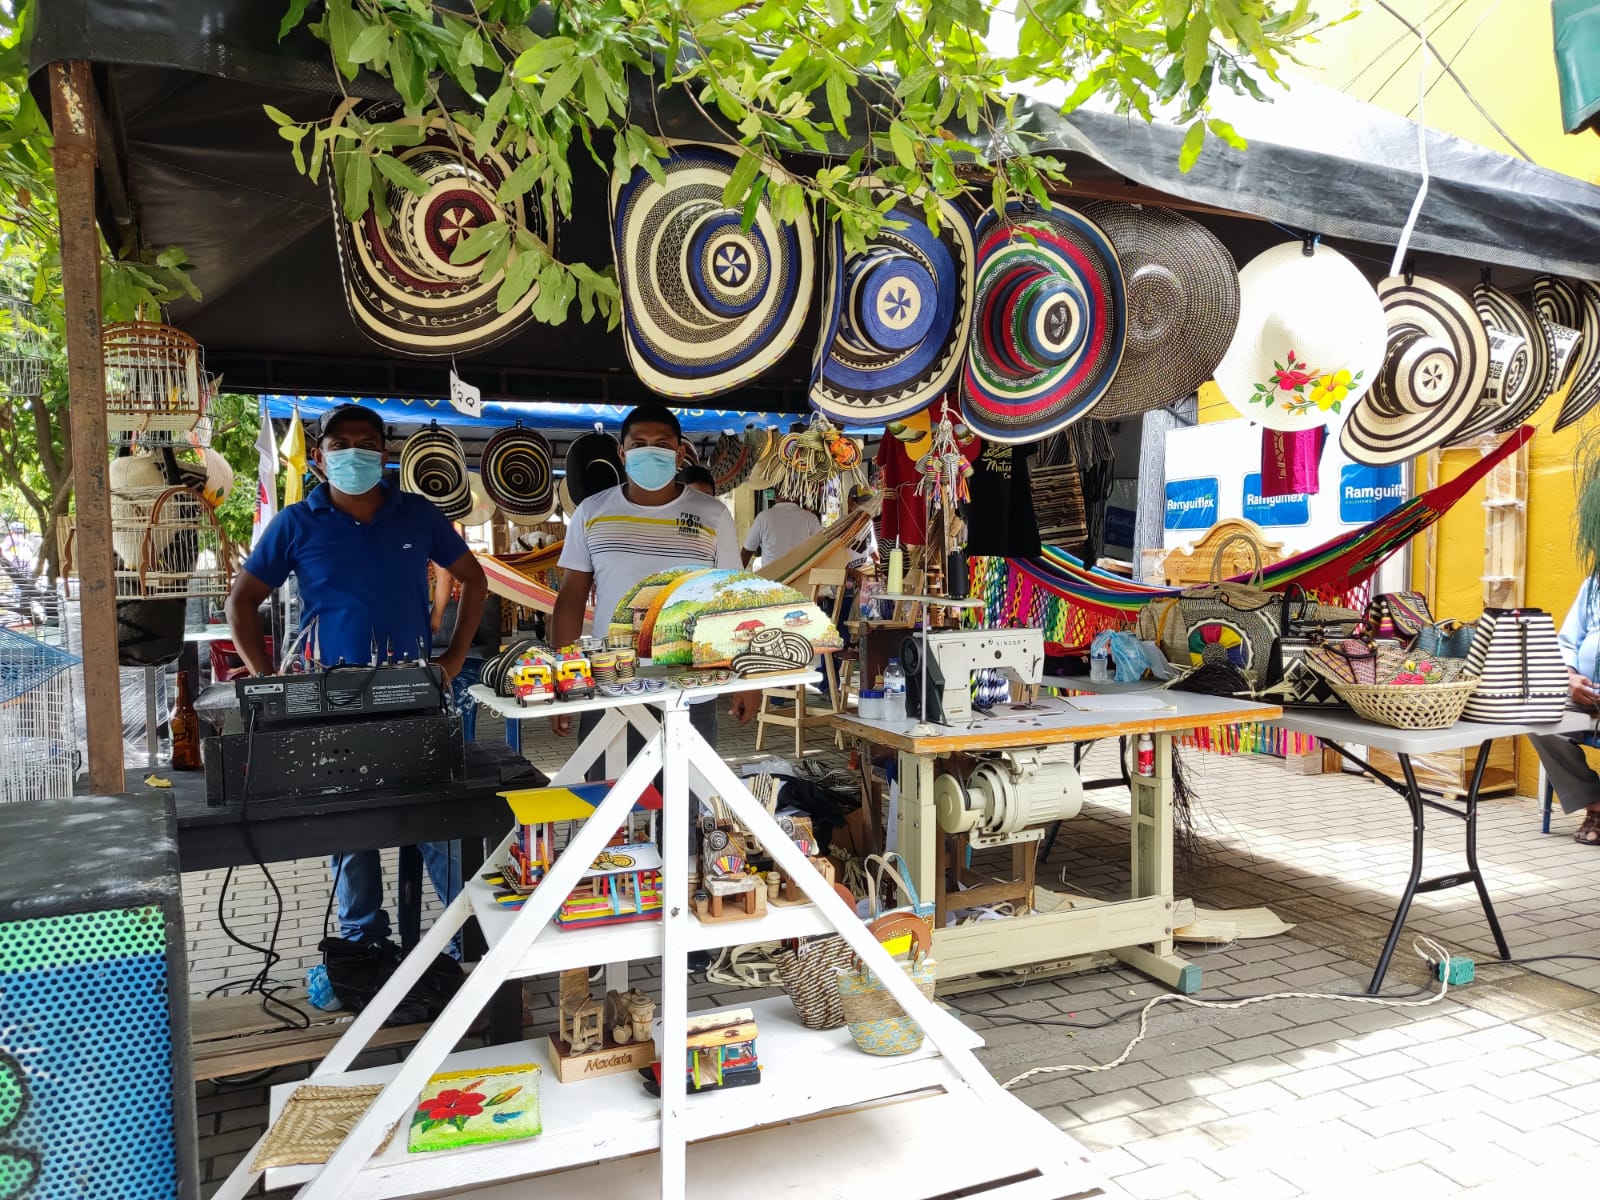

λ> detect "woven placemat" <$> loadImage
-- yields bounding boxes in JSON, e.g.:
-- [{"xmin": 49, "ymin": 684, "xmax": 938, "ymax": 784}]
[{"xmin": 251, "ymin": 1083, "xmax": 396, "ymax": 1171}]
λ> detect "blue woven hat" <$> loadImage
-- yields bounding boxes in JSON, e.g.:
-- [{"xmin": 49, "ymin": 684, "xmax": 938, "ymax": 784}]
[
  {"xmin": 610, "ymin": 144, "xmax": 814, "ymax": 399},
  {"xmin": 808, "ymin": 184, "xmax": 975, "ymax": 427}
]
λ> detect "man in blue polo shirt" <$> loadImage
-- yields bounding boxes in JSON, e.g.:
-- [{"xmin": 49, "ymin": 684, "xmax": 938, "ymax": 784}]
[{"xmin": 226, "ymin": 403, "xmax": 488, "ymax": 950}]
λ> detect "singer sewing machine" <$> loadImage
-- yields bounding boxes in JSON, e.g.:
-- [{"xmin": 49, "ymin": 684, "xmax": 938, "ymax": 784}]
[{"xmin": 899, "ymin": 627, "xmax": 1045, "ymax": 725}]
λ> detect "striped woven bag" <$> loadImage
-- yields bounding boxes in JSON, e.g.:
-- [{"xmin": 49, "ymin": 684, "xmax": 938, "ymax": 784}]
[{"xmin": 1460, "ymin": 608, "xmax": 1567, "ymax": 724}]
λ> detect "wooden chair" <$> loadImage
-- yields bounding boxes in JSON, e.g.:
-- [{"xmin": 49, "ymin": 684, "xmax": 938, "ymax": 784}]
[{"xmin": 755, "ymin": 566, "xmax": 846, "ymax": 757}]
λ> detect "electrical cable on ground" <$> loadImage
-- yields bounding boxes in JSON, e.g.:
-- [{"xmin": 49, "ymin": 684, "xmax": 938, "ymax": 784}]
[{"xmin": 989, "ymin": 935, "xmax": 1457, "ymax": 1091}]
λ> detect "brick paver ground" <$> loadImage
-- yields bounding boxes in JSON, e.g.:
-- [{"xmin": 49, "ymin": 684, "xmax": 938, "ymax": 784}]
[{"xmin": 187, "ymin": 710, "xmax": 1600, "ymax": 1197}]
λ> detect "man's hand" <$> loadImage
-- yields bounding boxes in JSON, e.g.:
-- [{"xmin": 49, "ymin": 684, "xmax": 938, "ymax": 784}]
[
  {"xmin": 1572, "ymin": 671, "xmax": 1598, "ymax": 709},
  {"xmin": 432, "ymin": 650, "xmax": 465, "ymax": 683},
  {"xmin": 730, "ymin": 690, "xmax": 760, "ymax": 724},
  {"xmin": 552, "ymin": 712, "xmax": 573, "ymax": 737}
]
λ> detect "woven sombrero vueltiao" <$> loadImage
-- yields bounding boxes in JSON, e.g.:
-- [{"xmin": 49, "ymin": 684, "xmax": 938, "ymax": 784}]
[
  {"xmin": 960, "ymin": 201, "xmax": 1126, "ymax": 444},
  {"xmin": 809, "ymin": 181, "xmax": 975, "ymax": 427},
  {"xmin": 707, "ymin": 427, "xmax": 762, "ymax": 494},
  {"xmin": 1554, "ymin": 279, "xmax": 1600, "ymax": 431},
  {"xmin": 1450, "ymin": 281, "xmax": 1544, "ymax": 442},
  {"xmin": 610, "ymin": 143, "xmax": 814, "ymax": 398},
  {"xmin": 1340, "ymin": 274, "xmax": 1490, "ymax": 467},
  {"xmin": 1532, "ymin": 275, "xmax": 1586, "ymax": 411},
  {"xmin": 330, "ymin": 105, "xmax": 553, "ymax": 356},
  {"xmin": 564, "ymin": 429, "xmax": 624, "ymax": 506},
  {"xmin": 1214, "ymin": 241, "xmax": 1387, "ymax": 432},
  {"xmin": 399, "ymin": 424, "xmax": 474, "ymax": 519},
  {"xmin": 480, "ymin": 421, "xmax": 554, "ymax": 519},
  {"xmin": 1077, "ymin": 202, "xmax": 1239, "ymax": 420}
]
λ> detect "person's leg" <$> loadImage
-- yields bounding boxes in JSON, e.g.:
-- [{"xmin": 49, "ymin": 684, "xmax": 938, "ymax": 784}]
[
  {"xmin": 330, "ymin": 850, "xmax": 390, "ymax": 943},
  {"xmin": 451, "ymin": 658, "xmax": 482, "ymax": 742},
  {"xmin": 1530, "ymin": 733, "xmax": 1600, "ymax": 841},
  {"xmin": 419, "ymin": 839, "xmax": 465, "ymax": 960}
]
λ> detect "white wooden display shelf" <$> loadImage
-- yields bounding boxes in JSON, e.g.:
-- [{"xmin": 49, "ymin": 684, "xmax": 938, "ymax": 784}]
[
  {"xmin": 264, "ymin": 996, "xmax": 970, "ymax": 1198},
  {"xmin": 468, "ymin": 667, "xmax": 820, "ymax": 723},
  {"xmin": 218, "ymin": 684, "xmax": 1100, "ymax": 1200},
  {"xmin": 464, "ymin": 871, "xmax": 835, "ymax": 971}
]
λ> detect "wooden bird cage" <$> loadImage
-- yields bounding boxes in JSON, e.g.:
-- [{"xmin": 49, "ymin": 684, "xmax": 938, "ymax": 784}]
[
  {"xmin": 0, "ymin": 293, "xmax": 48, "ymax": 400},
  {"xmin": 103, "ymin": 321, "xmax": 204, "ymax": 436},
  {"xmin": 111, "ymin": 484, "xmax": 234, "ymax": 599}
]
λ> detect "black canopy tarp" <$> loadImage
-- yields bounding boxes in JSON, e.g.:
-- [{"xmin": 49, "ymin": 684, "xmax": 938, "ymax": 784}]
[{"xmin": 32, "ymin": 0, "xmax": 1600, "ymax": 406}]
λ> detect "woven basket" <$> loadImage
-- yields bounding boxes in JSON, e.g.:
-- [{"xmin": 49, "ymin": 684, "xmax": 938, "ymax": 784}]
[
  {"xmin": 774, "ymin": 936, "xmax": 854, "ymax": 1030},
  {"xmin": 1330, "ymin": 678, "xmax": 1480, "ymax": 730}
]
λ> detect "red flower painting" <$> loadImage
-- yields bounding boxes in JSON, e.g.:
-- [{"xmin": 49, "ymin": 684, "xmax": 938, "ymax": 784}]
[{"xmin": 418, "ymin": 1086, "xmax": 486, "ymax": 1123}]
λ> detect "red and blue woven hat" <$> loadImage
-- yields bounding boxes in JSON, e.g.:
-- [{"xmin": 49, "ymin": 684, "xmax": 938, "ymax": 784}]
[{"xmin": 960, "ymin": 203, "xmax": 1126, "ymax": 444}]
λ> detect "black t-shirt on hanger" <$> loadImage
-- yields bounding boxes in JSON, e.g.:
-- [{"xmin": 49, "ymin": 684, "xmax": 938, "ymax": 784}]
[{"xmin": 964, "ymin": 441, "xmax": 1043, "ymax": 557}]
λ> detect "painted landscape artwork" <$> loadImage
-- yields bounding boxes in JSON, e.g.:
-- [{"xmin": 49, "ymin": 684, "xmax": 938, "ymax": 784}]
[{"xmin": 407, "ymin": 1064, "xmax": 542, "ymax": 1154}]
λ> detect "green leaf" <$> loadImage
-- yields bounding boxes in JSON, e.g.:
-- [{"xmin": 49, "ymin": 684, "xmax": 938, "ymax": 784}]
[
  {"xmin": 687, "ymin": 0, "xmax": 748, "ymax": 20},
  {"xmin": 263, "ymin": 105, "xmax": 296, "ymax": 127},
  {"xmin": 825, "ymin": 71, "xmax": 851, "ymax": 132},
  {"xmin": 1183, "ymin": 13, "xmax": 1211, "ymax": 88},
  {"xmin": 392, "ymin": 37, "xmax": 427, "ymax": 112},
  {"xmin": 341, "ymin": 151, "xmax": 374, "ymax": 221},
  {"xmin": 721, "ymin": 150, "xmax": 762, "ymax": 209},
  {"xmin": 497, "ymin": 249, "xmax": 540, "ymax": 312},
  {"xmin": 827, "ymin": 0, "xmax": 851, "ymax": 23},
  {"xmin": 279, "ymin": 0, "xmax": 314, "ymax": 41},
  {"xmin": 580, "ymin": 61, "xmax": 609, "ymax": 122},
  {"xmin": 346, "ymin": 25, "xmax": 388, "ymax": 65},
  {"xmin": 1162, "ymin": 0, "xmax": 1189, "ymax": 25},
  {"xmin": 448, "ymin": 219, "xmax": 506, "ymax": 265},
  {"xmin": 495, "ymin": 154, "xmax": 543, "ymax": 203},
  {"xmin": 475, "ymin": 84, "xmax": 514, "ymax": 158},
  {"xmin": 460, "ymin": 29, "xmax": 486, "ymax": 69},
  {"xmin": 324, "ymin": 0, "xmax": 364, "ymax": 81},
  {"xmin": 513, "ymin": 37, "xmax": 575, "ymax": 78},
  {"xmin": 374, "ymin": 153, "xmax": 429, "ymax": 197},
  {"xmin": 1206, "ymin": 116, "xmax": 1246, "ymax": 151},
  {"xmin": 538, "ymin": 59, "xmax": 583, "ymax": 114},
  {"xmin": 739, "ymin": 173, "xmax": 768, "ymax": 232},
  {"xmin": 888, "ymin": 120, "xmax": 917, "ymax": 169},
  {"xmin": 1178, "ymin": 122, "xmax": 1206, "ymax": 172}
]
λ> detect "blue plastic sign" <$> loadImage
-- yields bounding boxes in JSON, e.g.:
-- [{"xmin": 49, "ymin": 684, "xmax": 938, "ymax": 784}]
[
  {"xmin": 1242, "ymin": 473, "xmax": 1310, "ymax": 527},
  {"xmin": 1104, "ymin": 505, "xmax": 1136, "ymax": 549},
  {"xmin": 1165, "ymin": 477, "xmax": 1218, "ymax": 530},
  {"xmin": 1339, "ymin": 464, "xmax": 1406, "ymax": 524}
]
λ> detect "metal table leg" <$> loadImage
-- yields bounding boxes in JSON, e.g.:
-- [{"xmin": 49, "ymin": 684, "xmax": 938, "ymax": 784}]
[{"xmin": 1322, "ymin": 738, "xmax": 1511, "ymax": 993}]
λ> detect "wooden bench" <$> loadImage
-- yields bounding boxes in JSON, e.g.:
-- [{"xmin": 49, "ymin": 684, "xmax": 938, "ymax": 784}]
[{"xmin": 189, "ymin": 990, "xmax": 435, "ymax": 1081}]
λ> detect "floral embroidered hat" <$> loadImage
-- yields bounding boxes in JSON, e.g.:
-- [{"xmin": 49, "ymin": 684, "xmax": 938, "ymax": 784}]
[
  {"xmin": 1213, "ymin": 241, "xmax": 1387, "ymax": 432},
  {"xmin": 1341, "ymin": 274, "xmax": 1490, "ymax": 466}
]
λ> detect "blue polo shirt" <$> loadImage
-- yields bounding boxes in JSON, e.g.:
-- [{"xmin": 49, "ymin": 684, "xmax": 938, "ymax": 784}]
[{"xmin": 243, "ymin": 479, "xmax": 469, "ymax": 667}]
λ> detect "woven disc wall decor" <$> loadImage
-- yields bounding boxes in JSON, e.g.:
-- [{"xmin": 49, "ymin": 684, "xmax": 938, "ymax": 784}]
[
  {"xmin": 399, "ymin": 424, "xmax": 473, "ymax": 519},
  {"xmin": 330, "ymin": 107, "xmax": 552, "ymax": 356},
  {"xmin": 1077, "ymin": 202, "xmax": 1239, "ymax": 421},
  {"xmin": 610, "ymin": 143, "xmax": 814, "ymax": 398},
  {"xmin": 809, "ymin": 182, "xmax": 974, "ymax": 427},
  {"xmin": 961, "ymin": 201, "xmax": 1126, "ymax": 444},
  {"xmin": 480, "ymin": 422, "xmax": 554, "ymax": 518}
]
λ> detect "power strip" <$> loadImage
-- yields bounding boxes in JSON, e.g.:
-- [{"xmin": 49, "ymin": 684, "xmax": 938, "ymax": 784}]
[{"xmin": 1434, "ymin": 955, "xmax": 1475, "ymax": 985}]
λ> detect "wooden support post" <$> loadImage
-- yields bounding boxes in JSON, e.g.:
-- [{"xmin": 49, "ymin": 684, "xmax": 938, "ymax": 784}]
[{"xmin": 50, "ymin": 61, "xmax": 123, "ymax": 794}]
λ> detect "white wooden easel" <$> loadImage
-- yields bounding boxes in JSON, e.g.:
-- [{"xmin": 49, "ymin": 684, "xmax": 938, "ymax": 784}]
[{"xmin": 215, "ymin": 672, "xmax": 1105, "ymax": 1200}]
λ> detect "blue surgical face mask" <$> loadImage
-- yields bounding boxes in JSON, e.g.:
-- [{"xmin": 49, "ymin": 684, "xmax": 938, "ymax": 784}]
[
  {"xmin": 323, "ymin": 447, "xmax": 385, "ymax": 495},
  {"xmin": 624, "ymin": 446, "xmax": 680, "ymax": 492}
]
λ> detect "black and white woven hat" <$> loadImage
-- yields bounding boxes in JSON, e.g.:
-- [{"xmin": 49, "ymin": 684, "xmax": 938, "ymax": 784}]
[
  {"xmin": 1449, "ymin": 282, "xmax": 1544, "ymax": 442},
  {"xmin": 1341, "ymin": 274, "xmax": 1490, "ymax": 466},
  {"xmin": 1555, "ymin": 279, "xmax": 1600, "ymax": 432},
  {"xmin": 563, "ymin": 429, "xmax": 624, "ymax": 507},
  {"xmin": 331, "ymin": 108, "xmax": 552, "ymax": 356},
  {"xmin": 610, "ymin": 143, "xmax": 814, "ymax": 399},
  {"xmin": 1077, "ymin": 202, "xmax": 1239, "ymax": 421},
  {"xmin": 480, "ymin": 422, "xmax": 554, "ymax": 520},
  {"xmin": 809, "ymin": 183, "xmax": 975, "ymax": 427},
  {"xmin": 399, "ymin": 424, "xmax": 474, "ymax": 519}
]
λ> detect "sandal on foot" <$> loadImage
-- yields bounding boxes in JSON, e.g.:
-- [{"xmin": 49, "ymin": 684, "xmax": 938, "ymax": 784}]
[{"xmin": 1575, "ymin": 812, "xmax": 1600, "ymax": 844}]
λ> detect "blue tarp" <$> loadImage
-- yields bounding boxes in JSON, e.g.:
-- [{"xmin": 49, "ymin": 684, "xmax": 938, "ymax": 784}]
[{"xmin": 259, "ymin": 394, "xmax": 817, "ymax": 437}]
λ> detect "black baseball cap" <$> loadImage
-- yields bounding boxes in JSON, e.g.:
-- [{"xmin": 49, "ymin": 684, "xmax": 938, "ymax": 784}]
[{"xmin": 318, "ymin": 404, "xmax": 385, "ymax": 440}]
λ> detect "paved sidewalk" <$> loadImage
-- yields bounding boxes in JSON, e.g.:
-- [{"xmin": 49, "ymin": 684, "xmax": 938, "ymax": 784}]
[{"xmin": 187, "ymin": 719, "xmax": 1600, "ymax": 1198}]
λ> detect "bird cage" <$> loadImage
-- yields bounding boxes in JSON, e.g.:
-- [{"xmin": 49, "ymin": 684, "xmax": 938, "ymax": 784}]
[
  {"xmin": 0, "ymin": 626, "xmax": 80, "ymax": 802},
  {"xmin": 111, "ymin": 484, "xmax": 235, "ymax": 599},
  {"xmin": 0, "ymin": 293, "xmax": 47, "ymax": 399},
  {"xmin": 103, "ymin": 321, "xmax": 205, "ymax": 436}
]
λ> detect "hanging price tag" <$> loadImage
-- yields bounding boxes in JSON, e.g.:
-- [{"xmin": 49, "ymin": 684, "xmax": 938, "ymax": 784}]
[{"xmin": 448, "ymin": 367, "xmax": 483, "ymax": 417}]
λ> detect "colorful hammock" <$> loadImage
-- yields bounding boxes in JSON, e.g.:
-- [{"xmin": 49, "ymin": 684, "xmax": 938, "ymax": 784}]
[{"xmin": 978, "ymin": 425, "xmax": 1534, "ymax": 644}]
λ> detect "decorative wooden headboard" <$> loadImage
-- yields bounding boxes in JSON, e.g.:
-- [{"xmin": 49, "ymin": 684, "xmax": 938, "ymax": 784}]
[{"xmin": 1161, "ymin": 518, "xmax": 1285, "ymax": 587}]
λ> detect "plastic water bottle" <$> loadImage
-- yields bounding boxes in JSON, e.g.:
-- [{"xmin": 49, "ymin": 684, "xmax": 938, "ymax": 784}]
[
  {"xmin": 307, "ymin": 963, "xmax": 343, "ymax": 1012},
  {"xmin": 883, "ymin": 658, "xmax": 908, "ymax": 723},
  {"xmin": 1090, "ymin": 641, "xmax": 1109, "ymax": 682}
]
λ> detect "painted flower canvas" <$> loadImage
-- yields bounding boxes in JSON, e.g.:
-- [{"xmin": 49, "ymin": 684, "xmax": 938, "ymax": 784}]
[{"xmin": 408, "ymin": 1063, "xmax": 542, "ymax": 1154}]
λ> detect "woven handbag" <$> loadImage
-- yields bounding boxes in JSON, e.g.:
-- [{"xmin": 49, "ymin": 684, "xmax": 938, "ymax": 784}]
[
  {"xmin": 1175, "ymin": 535, "xmax": 1281, "ymax": 685},
  {"xmin": 835, "ymin": 912, "xmax": 937, "ymax": 1056},
  {"xmin": 773, "ymin": 935, "xmax": 855, "ymax": 1030},
  {"xmin": 1461, "ymin": 608, "xmax": 1567, "ymax": 724},
  {"xmin": 1365, "ymin": 591, "xmax": 1434, "ymax": 641}
]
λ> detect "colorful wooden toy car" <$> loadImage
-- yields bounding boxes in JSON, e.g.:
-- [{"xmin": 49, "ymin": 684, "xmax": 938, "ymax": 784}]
[
  {"xmin": 509, "ymin": 660, "xmax": 555, "ymax": 706},
  {"xmin": 555, "ymin": 652, "xmax": 596, "ymax": 701}
]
